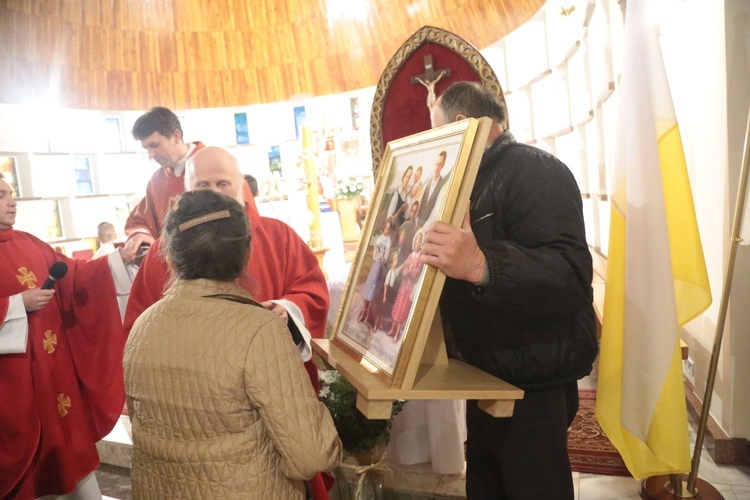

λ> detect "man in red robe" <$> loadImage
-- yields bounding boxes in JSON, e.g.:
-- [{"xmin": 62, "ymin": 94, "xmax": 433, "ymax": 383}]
[
  {"xmin": 0, "ymin": 176, "xmax": 126, "ymax": 499},
  {"xmin": 124, "ymin": 146, "xmax": 333, "ymax": 499},
  {"xmin": 123, "ymin": 106, "xmax": 205, "ymax": 255}
]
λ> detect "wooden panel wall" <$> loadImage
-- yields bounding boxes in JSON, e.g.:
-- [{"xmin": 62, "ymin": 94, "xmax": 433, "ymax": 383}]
[{"xmin": 0, "ymin": 0, "xmax": 543, "ymax": 110}]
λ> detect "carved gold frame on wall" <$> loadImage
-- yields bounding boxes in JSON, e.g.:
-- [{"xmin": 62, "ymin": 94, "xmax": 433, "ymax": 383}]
[{"xmin": 369, "ymin": 25, "xmax": 507, "ymax": 175}]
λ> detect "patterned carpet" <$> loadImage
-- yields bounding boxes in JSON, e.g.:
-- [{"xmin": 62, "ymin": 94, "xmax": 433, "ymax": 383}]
[{"xmin": 568, "ymin": 389, "xmax": 631, "ymax": 477}]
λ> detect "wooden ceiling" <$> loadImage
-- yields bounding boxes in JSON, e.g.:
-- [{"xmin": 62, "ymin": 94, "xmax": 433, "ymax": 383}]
[{"xmin": 0, "ymin": 0, "xmax": 543, "ymax": 110}]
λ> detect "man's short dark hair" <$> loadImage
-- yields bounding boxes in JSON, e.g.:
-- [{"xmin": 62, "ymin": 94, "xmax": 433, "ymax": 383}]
[
  {"xmin": 132, "ymin": 107, "xmax": 183, "ymax": 141},
  {"xmin": 163, "ymin": 190, "xmax": 250, "ymax": 281},
  {"xmin": 437, "ymin": 82, "xmax": 507, "ymax": 125},
  {"xmin": 244, "ymin": 174, "xmax": 259, "ymax": 198}
]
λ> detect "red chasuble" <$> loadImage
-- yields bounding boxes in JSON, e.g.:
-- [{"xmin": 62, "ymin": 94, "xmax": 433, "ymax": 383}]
[
  {"xmin": 125, "ymin": 141, "xmax": 205, "ymax": 237},
  {"xmin": 0, "ymin": 228, "xmax": 124, "ymax": 499},
  {"xmin": 125, "ymin": 190, "xmax": 329, "ymax": 368}
]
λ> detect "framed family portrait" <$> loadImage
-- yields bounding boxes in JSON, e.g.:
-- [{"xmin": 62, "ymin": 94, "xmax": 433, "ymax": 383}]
[
  {"xmin": 330, "ymin": 117, "xmax": 491, "ymax": 387},
  {"xmin": 0, "ymin": 156, "xmax": 20, "ymax": 197}
]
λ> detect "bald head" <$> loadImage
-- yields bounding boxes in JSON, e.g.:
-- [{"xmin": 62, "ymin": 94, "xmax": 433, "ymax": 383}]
[{"xmin": 185, "ymin": 146, "xmax": 244, "ymax": 204}]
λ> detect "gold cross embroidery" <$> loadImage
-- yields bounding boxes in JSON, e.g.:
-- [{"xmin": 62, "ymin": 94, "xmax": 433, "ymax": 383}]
[
  {"xmin": 17, "ymin": 267, "xmax": 38, "ymax": 288},
  {"xmin": 57, "ymin": 394, "xmax": 71, "ymax": 417},
  {"xmin": 43, "ymin": 330, "xmax": 57, "ymax": 354}
]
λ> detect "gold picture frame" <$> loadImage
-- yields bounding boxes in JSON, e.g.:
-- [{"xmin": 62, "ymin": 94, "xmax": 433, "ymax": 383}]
[{"xmin": 331, "ymin": 117, "xmax": 491, "ymax": 387}]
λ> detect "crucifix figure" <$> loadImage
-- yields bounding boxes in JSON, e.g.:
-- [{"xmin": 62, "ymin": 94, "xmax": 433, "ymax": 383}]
[{"xmin": 410, "ymin": 54, "xmax": 451, "ymax": 109}]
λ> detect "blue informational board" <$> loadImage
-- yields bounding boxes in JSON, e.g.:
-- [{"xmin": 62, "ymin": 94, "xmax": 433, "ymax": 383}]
[
  {"xmin": 73, "ymin": 156, "xmax": 93, "ymax": 194},
  {"xmin": 234, "ymin": 112, "xmax": 250, "ymax": 145}
]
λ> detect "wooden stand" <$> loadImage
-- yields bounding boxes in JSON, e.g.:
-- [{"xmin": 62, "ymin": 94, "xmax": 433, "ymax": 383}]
[{"xmin": 313, "ymin": 310, "xmax": 523, "ymax": 419}]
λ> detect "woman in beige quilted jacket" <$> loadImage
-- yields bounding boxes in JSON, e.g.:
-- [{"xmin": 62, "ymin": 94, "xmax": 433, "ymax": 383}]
[{"xmin": 124, "ymin": 190, "xmax": 342, "ymax": 499}]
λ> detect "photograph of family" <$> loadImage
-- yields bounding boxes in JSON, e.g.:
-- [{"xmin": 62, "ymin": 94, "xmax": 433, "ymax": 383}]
[{"xmin": 336, "ymin": 134, "xmax": 464, "ymax": 375}]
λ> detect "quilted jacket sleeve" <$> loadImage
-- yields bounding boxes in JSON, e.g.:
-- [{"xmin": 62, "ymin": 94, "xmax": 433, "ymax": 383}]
[{"xmin": 244, "ymin": 316, "xmax": 342, "ymax": 480}]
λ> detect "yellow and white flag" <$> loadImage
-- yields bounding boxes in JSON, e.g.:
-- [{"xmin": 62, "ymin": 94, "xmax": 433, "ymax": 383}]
[{"xmin": 595, "ymin": 0, "xmax": 712, "ymax": 480}]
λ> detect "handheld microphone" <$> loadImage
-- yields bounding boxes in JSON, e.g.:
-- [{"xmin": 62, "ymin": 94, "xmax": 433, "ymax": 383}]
[{"xmin": 41, "ymin": 261, "xmax": 68, "ymax": 290}]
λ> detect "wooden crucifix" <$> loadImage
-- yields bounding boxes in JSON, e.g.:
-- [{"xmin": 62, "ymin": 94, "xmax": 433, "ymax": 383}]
[{"xmin": 410, "ymin": 54, "xmax": 451, "ymax": 109}]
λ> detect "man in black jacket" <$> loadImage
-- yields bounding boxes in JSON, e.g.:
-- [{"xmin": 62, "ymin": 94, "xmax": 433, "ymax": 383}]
[{"xmin": 421, "ymin": 81, "xmax": 598, "ymax": 499}]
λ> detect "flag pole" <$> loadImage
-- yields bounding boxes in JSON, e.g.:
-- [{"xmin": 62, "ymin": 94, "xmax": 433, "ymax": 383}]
[{"xmin": 685, "ymin": 105, "xmax": 750, "ymax": 494}]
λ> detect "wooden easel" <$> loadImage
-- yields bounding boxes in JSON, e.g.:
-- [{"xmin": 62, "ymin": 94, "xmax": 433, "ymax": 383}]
[{"xmin": 312, "ymin": 308, "xmax": 523, "ymax": 420}]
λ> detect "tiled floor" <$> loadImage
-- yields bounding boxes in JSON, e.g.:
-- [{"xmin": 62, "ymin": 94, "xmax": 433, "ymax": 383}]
[{"xmin": 97, "ymin": 375, "xmax": 750, "ymax": 499}]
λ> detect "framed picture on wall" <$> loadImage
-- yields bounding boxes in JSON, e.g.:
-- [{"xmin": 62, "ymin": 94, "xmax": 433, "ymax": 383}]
[
  {"xmin": 293, "ymin": 105, "xmax": 306, "ymax": 139},
  {"xmin": 43, "ymin": 200, "xmax": 63, "ymax": 240},
  {"xmin": 73, "ymin": 156, "xmax": 93, "ymax": 194},
  {"xmin": 330, "ymin": 117, "xmax": 490, "ymax": 386},
  {"xmin": 15, "ymin": 199, "xmax": 63, "ymax": 240},
  {"xmin": 268, "ymin": 145, "xmax": 281, "ymax": 175},
  {"xmin": 0, "ymin": 156, "xmax": 20, "ymax": 197}
]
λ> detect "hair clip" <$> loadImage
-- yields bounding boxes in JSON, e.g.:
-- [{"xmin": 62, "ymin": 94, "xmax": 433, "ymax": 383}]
[{"xmin": 178, "ymin": 210, "xmax": 231, "ymax": 232}]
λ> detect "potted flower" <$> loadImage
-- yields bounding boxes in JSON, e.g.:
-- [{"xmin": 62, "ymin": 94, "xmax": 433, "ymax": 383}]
[
  {"xmin": 335, "ymin": 177, "xmax": 366, "ymax": 243},
  {"xmin": 319, "ymin": 370, "xmax": 405, "ymax": 499},
  {"xmin": 319, "ymin": 370, "xmax": 405, "ymax": 463}
]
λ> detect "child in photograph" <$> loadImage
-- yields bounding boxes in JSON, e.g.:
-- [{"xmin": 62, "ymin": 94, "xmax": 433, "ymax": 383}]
[
  {"xmin": 407, "ymin": 165, "xmax": 424, "ymax": 206},
  {"xmin": 400, "ymin": 201, "xmax": 420, "ymax": 250},
  {"xmin": 386, "ymin": 231, "xmax": 425, "ymax": 343},
  {"xmin": 359, "ymin": 218, "xmax": 392, "ymax": 324},
  {"xmin": 395, "ymin": 225, "xmax": 412, "ymax": 268},
  {"xmin": 370, "ymin": 251, "xmax": 400, "ymax": 335}
]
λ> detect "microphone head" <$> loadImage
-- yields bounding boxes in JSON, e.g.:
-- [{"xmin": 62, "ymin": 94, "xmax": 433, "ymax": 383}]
[{"xmin": 49, "ymin": 261, "xmax": 68, "ymax": 280}]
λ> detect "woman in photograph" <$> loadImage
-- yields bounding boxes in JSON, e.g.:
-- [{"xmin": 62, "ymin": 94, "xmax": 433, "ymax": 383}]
[
  {"xmin": 124, "ymin": 190, "xmax": 341, "ymax": 500},
  {"xmin": 386, "ymin": 165, "xmax": 413, "ymax": 233}
]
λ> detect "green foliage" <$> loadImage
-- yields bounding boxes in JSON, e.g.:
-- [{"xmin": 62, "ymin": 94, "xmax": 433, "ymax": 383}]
[{"xmin": 319, "ymin": 370, "xmax": 405, "ymax": 453}]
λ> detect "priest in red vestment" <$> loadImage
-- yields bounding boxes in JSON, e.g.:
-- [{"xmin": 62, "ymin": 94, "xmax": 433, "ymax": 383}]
[
  {"xmin": 123, "ymin": 106, "xmax": 205, "ymax": 254},
  {"xmin": 124, "ymin": 146, "xmax": 333, "ymax": 499},
  {"xmin": 0, "ymin": 176, "xmax": 125, "ymax": 499}
]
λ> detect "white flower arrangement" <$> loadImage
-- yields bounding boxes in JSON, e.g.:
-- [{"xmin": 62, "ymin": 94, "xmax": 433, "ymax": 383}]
[{"xmin": 335, "ymin": 177, "xmax": 365, "ymax": 199}]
